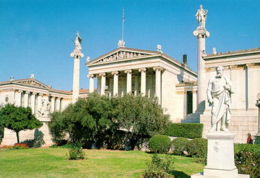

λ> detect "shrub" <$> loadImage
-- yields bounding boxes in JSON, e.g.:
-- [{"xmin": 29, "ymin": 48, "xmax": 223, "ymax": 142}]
[
  {"xmin": 143, "ymin": 154, "xmax": 174, "ymax": 178},
  {"xmin": 235, "ymin": 144, "xmax": 260, "ymax": 177},
  {"xmin": 68, "ymin": 143, "xmax": 85, "ymax": 160},
  {"xmin": 171, "ymin": 137, "xmax": 190, "ymax": 155},
  {"xmin": 186, "ymin": 138, "xmax": 207, "ymax": 158},
  {"xmin": 164, "ymin": 123, "xmax": 203, "ymax": 139},
  {"xmin": 148, "ymin": 135, "xmax": 171, "ymax": 153}
]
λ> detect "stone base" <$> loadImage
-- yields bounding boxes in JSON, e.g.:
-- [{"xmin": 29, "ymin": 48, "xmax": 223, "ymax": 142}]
[
  {"xmin": 191, "ymin": 131, "xmax": 249, "ymax": 178},
  {"xmin": 191, "ymin": 172, "xmax": 249, "ymax": 178}
]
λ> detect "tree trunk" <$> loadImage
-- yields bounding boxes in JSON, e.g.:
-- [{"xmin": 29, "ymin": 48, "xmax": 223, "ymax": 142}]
[{"xmin": 16, "ymin": 131, "xmax": 20, "ymax": 143}]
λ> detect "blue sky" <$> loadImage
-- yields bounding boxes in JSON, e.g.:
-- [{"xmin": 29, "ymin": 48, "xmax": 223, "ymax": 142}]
[{"xmin": 0, "ymin": 0, "xmax": 259, "ymax": 90}]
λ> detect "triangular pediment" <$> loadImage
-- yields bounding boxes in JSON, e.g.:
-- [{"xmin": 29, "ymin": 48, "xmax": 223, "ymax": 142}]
[
  {"xmin": 14, "ymin": 79, "xmax": 50, "ymax": 89},
  {"xmin": 88, "ymin": 47, "xmax": 159, "ymax": 66}
]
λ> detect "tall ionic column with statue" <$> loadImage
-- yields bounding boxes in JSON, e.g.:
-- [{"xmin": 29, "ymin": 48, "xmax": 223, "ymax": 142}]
[
  {"xmin": 193, "ymin": 5, "xmax": 210, "ymax": 112},
  {"xmin": 70, "ymin": 32, "xmax": 84, "ymax": 103}
]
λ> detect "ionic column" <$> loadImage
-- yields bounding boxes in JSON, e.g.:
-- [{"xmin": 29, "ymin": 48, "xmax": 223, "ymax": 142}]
[
  {"xmin": 30, "ymin": 92, "xmax": 36, "ymax": 114},
  {"xmin": 15, "ymin": 90, "xmax": 22, "ymax": 107},
  {"xmin": 55, "ymin": 98, "xmax": 60, "ymax": 111},
  {"xmin": 100, "ymin": 73, "xmax": 106, "ymax": 95},
  {"xmin": 134, "ymin": 76, "xmax": 139, "ymax": 95},
  {"xmin": 51, "ymin": 96, "xmax": 55, "ymax": 112},
  {"xmin": 88, "ymin": 74, "xmax": 95, "ymax": 93},
  {"xmin": 139, "ymin": 68, "xmax": 146, "ymax": 96},
  {"xmin": 125, "ymin": 70, "xmax": 132, "ymax": 94},
  {"xmin": 23, "ymin": 91, "xmax": 29, "ymax": 108},
  {"xmin": 37, "ymin": 94, "xmax": 42, "ymax": 113},
  {"xmin": 112, "ymin": 71, "xmax": 119, "ymax": 96},
  {"xmin": 153, "ymin": 67, "xmax": 163, "ymax": 104}
]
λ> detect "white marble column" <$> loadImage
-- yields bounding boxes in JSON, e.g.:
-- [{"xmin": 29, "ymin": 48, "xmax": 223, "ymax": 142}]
[
  {"xmin": 70, "ymin": 33, "xmax": 84, "ymax": 104},
  {"xmin": 55, "ymin": 98, "xmax": 60, "ymax": 111},
  {"xmin": 37, "ymin": 94, "xmax": 42, "ymax": 114},
  {"xmin": 100, "ymin": 73, "xmax": 106, "ymax": 95},
  {"xmin": 88, "ymin": 74, "xmax": 95, "ymax": 93},
  {"xmin": 112, "ymin": 71, "xmax": 119, "ymax": 96},
  {"xmin": 125, "ymin": 70, "xmax": 132, "ymax": 94},
  {"xmin": 15, "ymin": 90, "xmax": 22, "ymax": 107},
  {"xmin": 139, "ymin": 68, "xmax": 146, "ymax": 96},
  {"xmin": 134, "ymin": 76, "xmax": 139, "ymax": 95},
  {"xmin": 30, "ymin": 93, "xmax": 36, "ymax": 114},
  {"xmin": 193, "ymin": 6, "xmax": 210, "ymax": 111},
  {"xmin": 51, "ymin": 96, "xmax": 55, "ymax": 112},
  {"xmin": 154, "ymin": 67, "xmax": 163, "ymax": 104},
  {"xmin": 23, "ymin": 91, "xmax": 29, "ymax": 108}
]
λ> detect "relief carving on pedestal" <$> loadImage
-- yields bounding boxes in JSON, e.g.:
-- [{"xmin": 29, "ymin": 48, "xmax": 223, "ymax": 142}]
[{"xmin": 37, "ymin": 98, "xmax": 50, "ymax": 118}]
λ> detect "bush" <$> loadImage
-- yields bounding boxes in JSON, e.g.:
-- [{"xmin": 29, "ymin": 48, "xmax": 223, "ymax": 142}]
[
  {"xmin": 171, "ymin": 137, "xmax": 190, "ymax": 155},
  {"xmin": 164, "ymin": 123, "xmax": 203, "ymax": 139},
  {"xmin": 235, "ymin": 144, "xmax": 260, "ymax": 177},
  {"xmin": 143, "ymin": 154, "xmax": 174, "ymax": 178},
  {"xmin": 186, "ymin": 138, "xmax": 207, "ymax": 158},
  {"xmin": 148, "ymin": 135, "xmax": 171, "ymax": 153},
  {"xmin": 68, "ymin": 143, "xmax": 85, "ymax": 160}
]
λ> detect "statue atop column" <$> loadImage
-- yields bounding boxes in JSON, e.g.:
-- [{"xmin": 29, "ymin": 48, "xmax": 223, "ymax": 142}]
[
  {"xmin": 193, "ymin": 5, "xmax": 210, "ymax": 38},
  {"xmin": 207, "ymin": 66, "xmax": 233, "ymax": 132},
  {"xmin": 195, "ymin": 5, "xmax": 208, "ymax": 28},
  {"xmin": 70, "ymin": 32, "xmax": 84, "ymax": 58}
]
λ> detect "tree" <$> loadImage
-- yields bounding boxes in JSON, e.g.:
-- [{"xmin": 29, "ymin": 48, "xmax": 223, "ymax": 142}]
[
  {"xmin": 114, "ymin": 95, "xmax": 169, "ymax": 149},
  {"xmin": 49, "ymin": 93, "xmax": 117, "ymax": 148},
  {"xmin": 0, "ymin": 104, "xmax": 43, "ymax": 143}
]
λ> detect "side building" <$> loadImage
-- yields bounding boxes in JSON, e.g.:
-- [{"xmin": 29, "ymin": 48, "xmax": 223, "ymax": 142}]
[
  {"xmin": 0, "ymin": 76, "xmax": 88, "ymax": 146},
  {"xmin": 200, "ymin": 48, "xmax": 260, "ymax": 143}
]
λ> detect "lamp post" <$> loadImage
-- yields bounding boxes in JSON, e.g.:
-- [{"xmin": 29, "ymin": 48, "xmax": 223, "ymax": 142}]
[{"xmin": 255, "ymin": 93, "xmax": 260, "ymax": 144}]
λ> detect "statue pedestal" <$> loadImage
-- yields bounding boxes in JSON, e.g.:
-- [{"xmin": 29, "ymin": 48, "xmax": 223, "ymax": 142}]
[{"xmin": 191, "ymin": 132, "xmax": 249, "ymax": 178}]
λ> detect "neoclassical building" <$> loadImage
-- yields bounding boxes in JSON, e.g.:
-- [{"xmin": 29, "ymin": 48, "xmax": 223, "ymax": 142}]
[
  {"xmin": 0, "ymin": 76, "xmax": 88, "ymax": 145},
  {"xmin": 87, "ymin": 47, "xmax": 198, "ymax": 123}
]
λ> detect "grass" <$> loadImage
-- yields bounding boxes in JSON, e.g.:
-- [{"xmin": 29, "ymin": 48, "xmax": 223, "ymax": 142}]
[{"xmin": 0, "ymin": 148, "xmax": 204, "ymax": 178}]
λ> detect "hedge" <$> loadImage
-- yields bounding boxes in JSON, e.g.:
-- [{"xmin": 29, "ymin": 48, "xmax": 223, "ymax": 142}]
[
  {"xmin": 171, "ymin": 137, "xmax": 189, "ymax": 155},
  {"xmin": 164, "ymin": 123, "xmax": 203, "ymax": 139},
  {"xmin": 148, "ymin": 135, "xmax": 171, "ymax": 153}
]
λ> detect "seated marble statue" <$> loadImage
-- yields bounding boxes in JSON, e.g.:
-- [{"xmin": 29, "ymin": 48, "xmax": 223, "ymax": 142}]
[{"xmin": 207, "ymin": 66, "xmax": 232, "ymax": 132}]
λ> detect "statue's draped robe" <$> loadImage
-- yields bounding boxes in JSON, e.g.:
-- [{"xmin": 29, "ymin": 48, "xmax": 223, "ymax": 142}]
[{"xmin": 208, "ymin": 77, "xmax": 231, "ymax": 126}]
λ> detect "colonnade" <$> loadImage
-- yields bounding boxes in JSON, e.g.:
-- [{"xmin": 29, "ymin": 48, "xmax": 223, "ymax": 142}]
[
  {"xmin": 14, "ymin": 90, "xmax": 63, "ymax": 114},
  {"xmin": 88, "ymin": 67, "xmax": 164, "ymax": 103}
]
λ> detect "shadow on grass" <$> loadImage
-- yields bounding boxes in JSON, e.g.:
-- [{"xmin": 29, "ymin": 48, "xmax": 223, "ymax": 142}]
[{"xmin": 169, "ymin": 170, "xmax": 190, "ymax": 178}]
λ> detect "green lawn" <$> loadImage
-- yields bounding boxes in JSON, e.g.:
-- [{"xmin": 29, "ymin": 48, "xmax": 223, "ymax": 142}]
[{"xmin": 0, "ymin": 148, "xmax": 204, "ymax": 178}]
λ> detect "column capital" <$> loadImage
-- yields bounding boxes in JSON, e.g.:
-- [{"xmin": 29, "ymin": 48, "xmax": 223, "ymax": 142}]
[
  {"xmin": 153, "ymin": 66, "xmax": 164, "ymax": 71},
  {"xmin": 31, "ymin": 92, "xmax": 37, "ymax": 95},
  {"xmin": 99, "ymin": 73, "xmax": 106, "ymax": 77},
  {"xmin": 138, "ymin": 68, "xmax": 146, "ymax": 72},
  {"xmin": 24, "ymin": 91, "xmax": 30, "ymax": 94},
  {"xmin": 87, "ymin": 74, "xmax": 95, "ymax": 78},
  {"xmin": 15, "ymin": 89, "xmax": 22, "ymax": 93},
  {"xmin": 124, "ymin": 69, "xmax": 132, "ymax": 74},
  {"xmin": 111, "ymin": 71, "xmax": 119, "ymax": 75}
]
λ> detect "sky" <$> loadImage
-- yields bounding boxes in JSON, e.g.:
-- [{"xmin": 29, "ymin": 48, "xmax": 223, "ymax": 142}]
[{"xmin": 0, "ymin": 0, "xmax": 259, "ymax": 90}]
